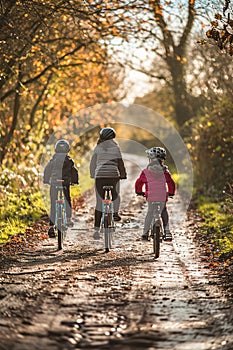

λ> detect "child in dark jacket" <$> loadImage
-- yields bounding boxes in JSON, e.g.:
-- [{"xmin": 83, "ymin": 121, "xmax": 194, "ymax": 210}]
[
  {"xmin": 43, "ymin": 139, "xmax": 79, "ymax": 237},
  {"xmin": 135, "ymin": 147, "xmax": 175, "ymax": 241}
]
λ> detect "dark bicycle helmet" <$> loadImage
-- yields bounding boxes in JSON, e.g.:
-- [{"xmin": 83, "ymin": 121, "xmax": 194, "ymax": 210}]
[
  {"xmin": 99, "ymin": 127, "xmax": 116, "ymax": 140},
  {"xmin": 145, "ymin": 147, "xmax": 166, "ymax": 160},
  {"xmin": 55, "ymin": 139, "xmax": 70, "ymax": 153}
]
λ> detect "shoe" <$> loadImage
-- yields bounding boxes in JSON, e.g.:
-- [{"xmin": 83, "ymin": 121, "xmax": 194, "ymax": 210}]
[
  {"xmin": 163, "ymin": 230, "xmax": 172, "ymax": 241},
  {"xmin": 141, "ymin": 233, "xmax": 149, "ymax": 241},
  {"xmin": 48, "ymin": 226, "xmax": 56, "ymax": 238},
  {"xmin": 93, "ymin": 227, "xmax": 100, "ymax": 240},
  {"xmin": 113, "ymin": 213, "xmax": 121, "ymax": 221},
  {"xmin": 67, "ymin": 218, "xmax": 74, "ymax": 227}
]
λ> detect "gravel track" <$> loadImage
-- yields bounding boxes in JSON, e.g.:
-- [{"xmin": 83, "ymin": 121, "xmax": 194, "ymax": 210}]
[{"xmin": 0, "ymin": 159, "xmax": 232, "ymax": 350}]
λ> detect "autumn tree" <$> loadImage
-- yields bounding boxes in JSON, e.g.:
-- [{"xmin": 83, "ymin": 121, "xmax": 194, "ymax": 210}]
[
  {"xmin": 0, "ymin": 0, "xmax": 125, "ymax": 165},
  {"xmin": 100, "ymin": 0, "xmax": 224, "ymax": 127},
  {"xmin": 203, "ymin": 0, "xmax": 233, "ymax": 56},
  {"xmin": 98, "ymin": 0, "xmax": 198, "ymax": 127},
  {"xmin": 146, "ymin": 0, "xmax": 232, "ymax": 127},
  {"xmin": 1, "ymin": 0, "xmax": 229, "ymax": 167},
  {"xmin": 187, "ymin": 34, "xmax": 233, "ymax": 107},
  {"xmin": 148, "ymin": 0, "xmax": 197, "ymax": 126}
]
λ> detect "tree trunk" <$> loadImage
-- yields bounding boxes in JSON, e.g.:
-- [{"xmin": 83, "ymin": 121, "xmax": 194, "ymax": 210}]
[
  {"xmin": 0, "ymin": 66, "xmax": 21, "ymax": 164},
  {"xmin": 149, "ymin": 0, "xmax": 196, "ymax": 128},
  {"xmin": 168, "ymin": 57, "xmax": 194, "ymax": 127}
]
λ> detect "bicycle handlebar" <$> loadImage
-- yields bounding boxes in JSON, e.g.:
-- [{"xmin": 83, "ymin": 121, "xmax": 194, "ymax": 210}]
[{"xmin": 136, "ymin": 192, "xmax": 174, "ymax": 199}]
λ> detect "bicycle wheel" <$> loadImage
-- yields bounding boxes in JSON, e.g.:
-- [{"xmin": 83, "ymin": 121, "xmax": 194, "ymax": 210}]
[
  {"xmin": 57, "ymin": 206, "xmax": 64, "ymax": 250},
  {"xmin": 152, "ymin": 224, "xmax": 160, "ymax": 259},
  {"xmin": 104, "ymin": 213, "xmax": 112, "ymax": 253}
]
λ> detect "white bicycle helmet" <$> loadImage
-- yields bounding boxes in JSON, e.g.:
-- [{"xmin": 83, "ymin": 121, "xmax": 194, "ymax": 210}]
[{"xmin": 145, "ymin": 147, "xmax": 166, "ymax": 160}]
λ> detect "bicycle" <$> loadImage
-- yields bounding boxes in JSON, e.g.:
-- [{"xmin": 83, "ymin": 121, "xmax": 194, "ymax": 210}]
[
  {"xmin": 101, "ymin": 185, "xmax": 115, "ymax": 253},
  {"xmin": 149, "ymin": 201, "xmax": 164, "ymax": 259},
  {"xmin": 137, "ymin": 194, "xmax": 165, "ymax": 259},
  {"xmin": 55, "ymin": 179, "xmax": 67, "ymax": 250}
]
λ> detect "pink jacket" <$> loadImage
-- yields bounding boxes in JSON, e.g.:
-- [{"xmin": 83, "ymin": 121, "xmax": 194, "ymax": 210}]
[{"xmin": 135, "ymin": 162, "xmax": 175, "ymax": 202}]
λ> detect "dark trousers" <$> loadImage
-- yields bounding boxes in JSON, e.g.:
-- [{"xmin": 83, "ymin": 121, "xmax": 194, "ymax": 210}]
[
  {"xmin": 94, "ymin": 178, "xmax": 120, "ymax": 227},
  {"xmin": 161, "ymin": 205, "xmax": 169, "ymax": 229},
  {"xmin": 49, "ymin": 184, "xmax": 71, "ymax": 226}
]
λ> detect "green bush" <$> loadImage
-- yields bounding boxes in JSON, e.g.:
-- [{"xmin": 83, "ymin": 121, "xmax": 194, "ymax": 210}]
[{"xmin": 190, "ymin": 98, "xmax": 233, "ymax": 198}]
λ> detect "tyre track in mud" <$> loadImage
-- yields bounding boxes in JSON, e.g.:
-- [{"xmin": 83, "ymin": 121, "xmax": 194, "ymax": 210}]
[{"xmin": 0, "ymin": 158, "xmax": 232, "ymax": 350}]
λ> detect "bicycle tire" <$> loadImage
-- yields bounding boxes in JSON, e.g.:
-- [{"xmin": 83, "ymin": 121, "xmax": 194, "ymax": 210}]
[
  {"xmin": 57, "ymin": 218, "xmax": 63, "ymax": 250},
  {"xmin": 104, "ymin": 213, "xmax": 112, "ymax": 253},
  {"xmin": 152, "ymin": 224, "xmax": 160, "ymax": 259},
  {"xmin": 57, "ymin": 204, "xmax": 64, "ymax": 250}
]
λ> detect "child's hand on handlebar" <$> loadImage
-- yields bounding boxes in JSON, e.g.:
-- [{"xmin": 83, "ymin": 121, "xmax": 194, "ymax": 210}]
[{"xmin": 136, "ymin": 192, "xmax": 146, "ymax": 197}]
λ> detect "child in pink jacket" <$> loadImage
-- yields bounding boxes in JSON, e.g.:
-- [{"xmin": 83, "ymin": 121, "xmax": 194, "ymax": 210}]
[{"xmin": 135, "ymin": 147, "xmax": 175, "ymax": 241}]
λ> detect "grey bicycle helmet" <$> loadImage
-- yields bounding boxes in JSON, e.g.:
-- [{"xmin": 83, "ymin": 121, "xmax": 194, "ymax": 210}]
[
  {"xmin": 145, "ymin": 147, "xmax": 166, "ymax": 160},
  {"xmin": 55, "ymin": 139, "xmax": 70, "ymax": 153},
  {"xmin": 99, "ymin": 127, "xmax": 116, "ymax": 140}
]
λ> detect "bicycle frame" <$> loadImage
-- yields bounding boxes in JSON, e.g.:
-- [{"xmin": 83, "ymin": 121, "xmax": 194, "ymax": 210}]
[
  {"xmin": 55, "ymin": 180, "xmax": 67, "ymax": 250},
  {"xmin": 101, "ymin": 186, "xmax": 115, "ymax": 253}
]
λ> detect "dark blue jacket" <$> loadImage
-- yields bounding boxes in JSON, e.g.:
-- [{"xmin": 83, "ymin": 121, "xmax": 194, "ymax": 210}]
[{"xmin": 43, "ymin": 153, "xmax": 79, "ymax": 185}]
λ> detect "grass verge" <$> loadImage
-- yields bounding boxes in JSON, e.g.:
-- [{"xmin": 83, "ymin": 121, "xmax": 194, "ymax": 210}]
[
  {"xmin": 0, "ymin": 191, "xmax": 46, "ymax": 245},
  {"xmin": 197, "ymin": 196, "xmax": 233, "ymax": 261}
]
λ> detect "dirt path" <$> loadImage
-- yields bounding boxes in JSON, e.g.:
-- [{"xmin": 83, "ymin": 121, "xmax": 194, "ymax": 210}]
[{"xmin": 0, "ymin": 159, "xmax": 232, "ymax": 350}]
